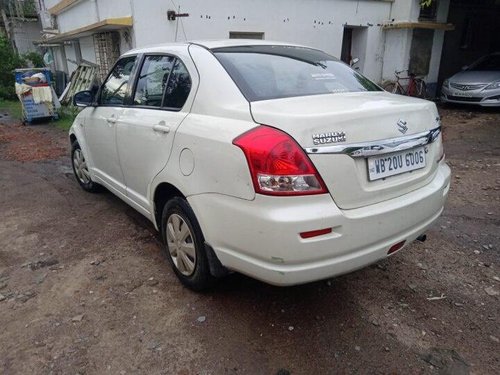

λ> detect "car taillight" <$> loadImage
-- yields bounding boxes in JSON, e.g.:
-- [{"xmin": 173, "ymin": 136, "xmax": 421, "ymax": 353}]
[{"xmin": 233, "ymin": 125, "xmax": 328, "ymax": 196}]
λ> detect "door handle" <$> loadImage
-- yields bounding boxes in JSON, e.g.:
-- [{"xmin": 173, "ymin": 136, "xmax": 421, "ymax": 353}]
[
  {"xmin": 153, "ymin": 124, "xmax": 170, "ymax": 134},
  {"xmin": 106, "ymin": 117, "xmax": 117, "ymax": 124}
]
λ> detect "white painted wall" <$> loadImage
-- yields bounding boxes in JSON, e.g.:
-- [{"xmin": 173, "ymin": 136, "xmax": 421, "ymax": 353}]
[
  {"xmin": 80, "ymin": 35, "xmax": 96, "ymax": 63},
  {"xmin": 383, "ymin": 0, "xmax": 452, "ymax": 94},
  {"xmin": 350, "ymin": 27, "xmax": 368, "ymax": 72},
  {"xmin": 130, "ymin": 0, "xmax": 392, "ymax": 82},
  {"xmin": 46, "ymin": 0, "xmax": 450, "ymax": 90},
  {"xmin": 53, "ymin": 0, "xmax": 131, "ymax": 33},
  {"xmin": 119, "ymin": 29, "xmax": 133, "ymax": 53},
  {"xmin": 382, "ymin": 28, "xmax": 412, "ymax": 82},
  {"xmin": 64, "ymin": 43, "xmax": 78, "ymax": 74},
  {"xmin": 96, "ymin": 0, "xmax": 132, "ymax": 20},
  {"xmin": 56, "ymin": 0, "xmax": 98, "ymax": 32},
  {"xmin": 381, "ymin": 0, "xmax": 423, "ymax": 83},
  {"xmin": 389, "ymin": 0, "xmax": 421, "ymax": 22},
  {"xmin": 12, "ymin": 20, "xmax": 43, "ymax": 54},
  {"xmin": 50, "ymin": 0, "xmax": 394, "ymax": 82},
  {"xmin": 43, "ymin": 0, "xmax": 63, "ymax": 9},
  {"xmin": 51, "ymin": 45, "xmax": 66, "ymax": 72},
  {"xmin": 365, "ymin": 25, "xmax": 387, "ymax": 81}
]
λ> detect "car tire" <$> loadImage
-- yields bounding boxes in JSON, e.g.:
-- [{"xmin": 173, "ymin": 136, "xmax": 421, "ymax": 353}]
[
  {"xmin": 71, "ymin": 140, "xmax": 101, "ymax": 193},
  {"xmin": 161, "ymin": 197, "xmax": 215, "ymax": 291}
]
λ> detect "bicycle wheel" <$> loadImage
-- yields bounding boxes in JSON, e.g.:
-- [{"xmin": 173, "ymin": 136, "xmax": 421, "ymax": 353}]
[
  {"xmin": 416, "ymin": 80, "xmax": 427, "ymax": 99},
  {"xmin": 383, "ymin": 82, "xmax": 403, "ymax": 95},
  {"xmin": 409, "ymin": 79, "xmax": 427, "ymax": 98}
]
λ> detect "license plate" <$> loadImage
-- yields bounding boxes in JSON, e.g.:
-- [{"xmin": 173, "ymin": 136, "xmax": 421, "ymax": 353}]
[
  {"xmin": 451, "ymin": 91, "xmax": 472, "ymax": 97},
  {"xmin": 367, "ymin": 147, "xmax": 426, "ymax": 181}
]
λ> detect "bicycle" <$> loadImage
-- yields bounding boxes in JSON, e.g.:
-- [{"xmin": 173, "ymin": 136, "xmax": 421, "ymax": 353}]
[{"xmin": 383, "ymin": 70, "xmax": 427, "ymax": 99}]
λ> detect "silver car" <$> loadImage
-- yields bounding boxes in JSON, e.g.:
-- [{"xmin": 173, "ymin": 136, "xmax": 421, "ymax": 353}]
[{"xmin": 441, "ymin": 52, "xmax": 500, "ymax": 107}]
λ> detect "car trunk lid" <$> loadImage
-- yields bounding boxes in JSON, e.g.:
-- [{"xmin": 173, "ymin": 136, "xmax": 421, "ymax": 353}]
[{"xmin": 250, "ymin": 91, "xmax": 442, "ymax": 209}]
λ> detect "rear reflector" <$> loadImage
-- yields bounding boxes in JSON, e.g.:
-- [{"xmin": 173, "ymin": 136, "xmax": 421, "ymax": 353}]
[
  {"xmin": 387, "ymin": 240, "xmax": 406, "ymax": 255},
  {"xmin": 436, "ymin": 133, "xmax": 445, "ymax": 162},
  {"xmin": 300, "ymin": 228, "xmax": 332, "ymax": 239}
]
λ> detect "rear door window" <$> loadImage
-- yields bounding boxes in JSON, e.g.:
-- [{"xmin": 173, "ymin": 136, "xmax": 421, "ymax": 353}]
[
  {"xmin": 100, "ymin": 56, "xmax": 137, "ymax": 106},
  {"xmin": 134, "ymin": 55, "xmax": 175, "ymax": 107},
  {"xmin": 163, "ymin": 59, "xmax": 192, "ymax": 109}
]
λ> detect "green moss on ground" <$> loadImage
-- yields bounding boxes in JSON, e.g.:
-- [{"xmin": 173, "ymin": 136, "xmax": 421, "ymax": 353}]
[
  {"xmin": 0, "ymin": 99, "xmax": 77, "ymax": 131},
  {"xmin": 0, "ymin": 99, "xmax": 23, "ymax": 120}
]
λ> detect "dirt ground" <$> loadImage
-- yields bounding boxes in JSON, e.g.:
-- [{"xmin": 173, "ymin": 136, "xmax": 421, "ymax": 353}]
[{"xmin": 0, "ymin": 105, "xmax": 499, "ymax": 375}]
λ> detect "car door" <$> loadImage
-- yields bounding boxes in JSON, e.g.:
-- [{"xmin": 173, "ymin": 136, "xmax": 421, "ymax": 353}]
[
  {"xmin": 84, "ymin": 55, "xmax": 138, "ymax": 195},
  {"xmin": 116, "ymin": 54, "xmax": 194, "ymax": 214}
]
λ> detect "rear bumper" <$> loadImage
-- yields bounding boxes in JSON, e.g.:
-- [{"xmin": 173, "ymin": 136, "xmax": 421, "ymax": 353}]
[{"xmin": 188, "ymin": 162, "xmax": 451, "ymax": 286}]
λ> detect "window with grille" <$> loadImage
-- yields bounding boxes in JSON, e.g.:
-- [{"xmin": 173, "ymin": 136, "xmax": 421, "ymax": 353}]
[
  {"xmin": 419, "ymin": 1, "xmax": 439, "ymax": 21},
  {"xmin": 93, "ymin": 32, "xmax": 121, "ymax": 82}
]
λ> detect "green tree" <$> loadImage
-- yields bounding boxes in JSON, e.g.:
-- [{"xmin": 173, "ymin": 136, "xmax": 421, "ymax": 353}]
[
  {"xmin": 23, "ymin": 51, "xmax": 45, "ymax": 68},
  {"xmin": 0, "ymin": 35, "xmax": 26, "ymax": 99}
]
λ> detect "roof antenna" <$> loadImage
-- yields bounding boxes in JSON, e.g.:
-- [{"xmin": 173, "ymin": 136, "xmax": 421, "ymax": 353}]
[
  {"xmin": 175, "ymin": 6, "xmax": 180, "ymax": 42},
  {"xmin": 167, "ymin": 7, "xmax": 189, "ymax": 41}
]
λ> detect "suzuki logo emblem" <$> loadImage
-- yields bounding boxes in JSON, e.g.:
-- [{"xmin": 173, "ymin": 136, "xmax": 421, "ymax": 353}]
[{"xmin": 397, "ymin": 119, "xmax": 408, "ymax": 134}]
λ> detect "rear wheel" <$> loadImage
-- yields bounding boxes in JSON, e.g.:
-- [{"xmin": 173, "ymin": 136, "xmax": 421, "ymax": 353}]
[{"xmin": 161, "ymin": 197, "xmax": 215, "ymax": 291}]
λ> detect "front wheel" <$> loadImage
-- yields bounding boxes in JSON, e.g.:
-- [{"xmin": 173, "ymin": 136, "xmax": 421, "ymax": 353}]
[
  {"xmin": 161, "ymin": 197, "xmax": 215, "ymax": 291},
  {"xmin": 71, "ymin": 141, "xmax": 101, "ymax": 193}
]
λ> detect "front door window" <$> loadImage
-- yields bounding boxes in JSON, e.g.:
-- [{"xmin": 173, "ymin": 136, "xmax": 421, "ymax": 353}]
[{"xmin": 100, "ymin": 56, "xmax": 137, "ymax": 106}]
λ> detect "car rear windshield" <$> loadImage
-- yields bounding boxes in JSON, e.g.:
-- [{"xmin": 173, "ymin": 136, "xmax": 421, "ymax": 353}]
[{"xmin": 213, "ymin": 45, "xmax": 381, "ymax": 101}]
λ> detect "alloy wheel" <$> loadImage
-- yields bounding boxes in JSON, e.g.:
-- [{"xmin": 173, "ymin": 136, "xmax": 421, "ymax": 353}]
[
  {"xmin": 73, "ymin": 149, "xmax": 91, "ymax": 184},
  {"xmin": 166, "ymin": 213, "xmax": 196, "ymax": 276}
]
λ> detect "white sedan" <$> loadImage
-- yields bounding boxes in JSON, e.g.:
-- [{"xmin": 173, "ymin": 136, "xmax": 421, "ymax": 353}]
[{"xmin": 69, "ymin": 40, "xmax": 450, "ymax": 290}]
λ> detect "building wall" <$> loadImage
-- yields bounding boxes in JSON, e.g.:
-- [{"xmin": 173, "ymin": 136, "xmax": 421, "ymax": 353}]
[
  {"xmin": 48, "ymin": 0, "xmax": 132, "ymax": 32},
  {"xmin": 80, "ymin": 35, "xmax": 96, "ymax": 63},
  {"xmin": 129, "ymin": 0, "xmax": 392, "ymax": 82},
  {"xmin": 43, "ymin": 0, "xmax": 62, "ymax": 9},
  {"xmin": 52, "ymin": 45, "xmax": 66, "ymax": 72},
  {"xmin": 47, "ymin": 0, "xmax": 392, "ymax": 82},
  {"xmin": 45, "ymin": 0, "xmax": 451, "ymax": 91},
  {"xmin": 56, "ymin": 0, "xmax": 98, "ymax": 32},
  {"xmin": 382, "ymin": 29, "xmax": 411, "ymax": 82},
  {"xmin": 381, "ymin": 0, "xmax": 421, "ymax": 82},
  {"xmin": 12, "ymin": 20, "xmax": 43, "ymax": 54},
  {"xmin": 96, "ymin": 0, "xmax": 132, "ymax": 20},
  {"xmin": 381, "ymin": 0, "xmax": 450, "ymax": 95},
  {"xmin": 389, "ymin": 0, "xmax": 421, "ymax": 21},
  {"xmin": 64, "ymin": 42, "xmax": 78, "ymax": 74}
]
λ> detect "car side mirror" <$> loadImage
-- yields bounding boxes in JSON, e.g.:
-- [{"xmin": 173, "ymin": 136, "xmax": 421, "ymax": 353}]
[
  {"xmin": 461, "ymin": 65, "xmax": 468, "ymax": 71},
  {"xmin": 73, "ymin": 90, "xmax": 95, "ymax": 107}
]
